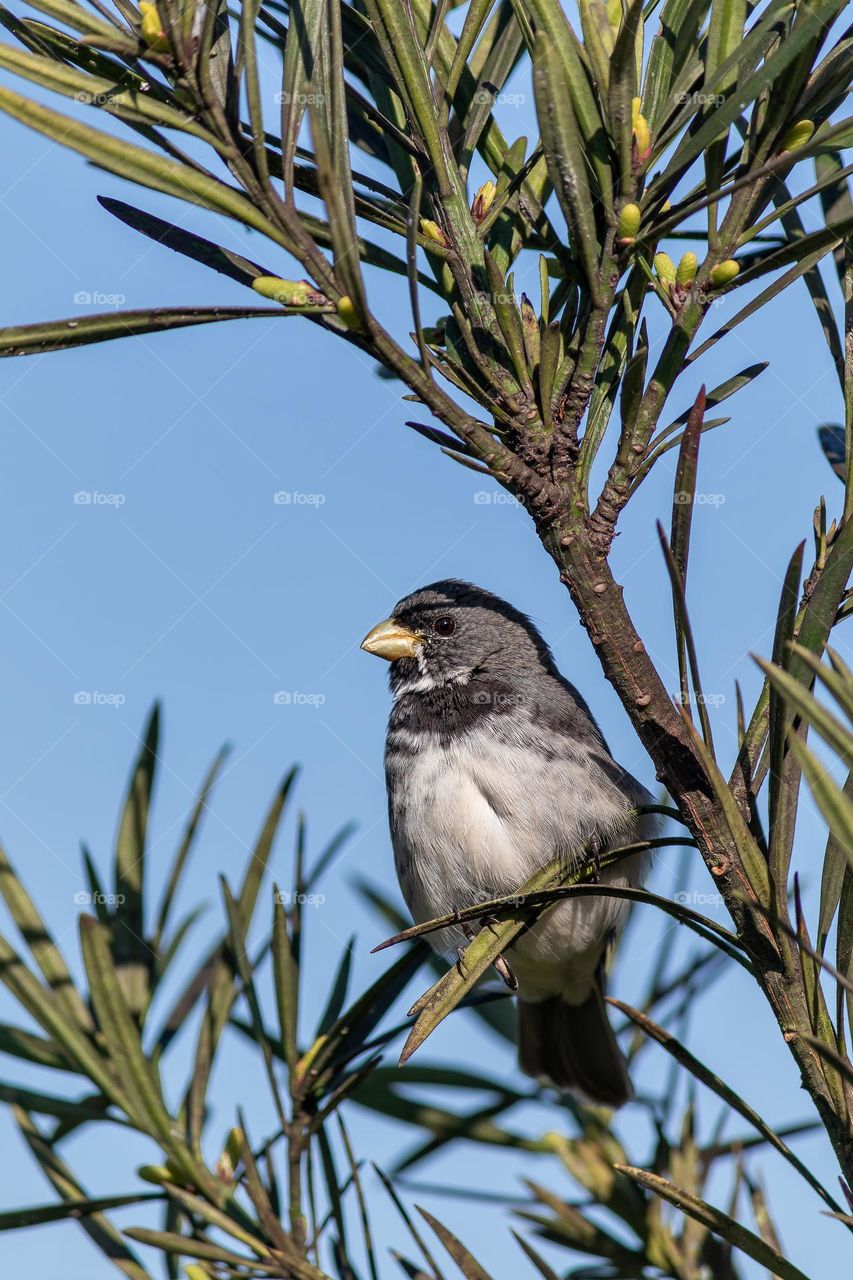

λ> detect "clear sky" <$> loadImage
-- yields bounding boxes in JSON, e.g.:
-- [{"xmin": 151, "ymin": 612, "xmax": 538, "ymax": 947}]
[{"xmin": 0, "ymin": 13, "xmax": 849, "ymax": 1279}]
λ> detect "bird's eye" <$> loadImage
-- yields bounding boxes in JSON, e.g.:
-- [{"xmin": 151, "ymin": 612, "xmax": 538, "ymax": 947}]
[{"xmin": 433, "ymin": 615, "xmax": 455, "ymax": 637}]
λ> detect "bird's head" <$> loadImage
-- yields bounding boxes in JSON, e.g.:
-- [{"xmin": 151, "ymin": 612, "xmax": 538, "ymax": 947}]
[{"xmin": 360, "ymin": 579, "xmax": 556, "ymax": 694}]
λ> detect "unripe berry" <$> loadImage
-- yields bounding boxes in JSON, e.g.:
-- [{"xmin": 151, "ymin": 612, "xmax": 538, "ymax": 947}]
[{"xmin": 709, "ymin": 259, "xmax": 740, "ymax": 287}]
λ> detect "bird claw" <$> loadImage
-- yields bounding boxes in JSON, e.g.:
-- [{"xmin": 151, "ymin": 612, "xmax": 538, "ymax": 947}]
[
  {"xmin": 493, "ymin": 953, "xmax": 518, "ymax": 991},
  {"xmin": 458, "ymin": 924, "xmax": 518, "ymax": 990}
]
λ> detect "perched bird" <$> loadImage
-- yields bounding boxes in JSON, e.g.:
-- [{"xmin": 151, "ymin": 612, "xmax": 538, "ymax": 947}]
[{"xmin": 361, "ymin": 579, "xmax": 656, "ymax": 1107}]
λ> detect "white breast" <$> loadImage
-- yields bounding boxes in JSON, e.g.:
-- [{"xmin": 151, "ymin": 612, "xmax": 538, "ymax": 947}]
[{"xmin": 386, "ymin": 719, "xmax": 653, "ymax": 1002}]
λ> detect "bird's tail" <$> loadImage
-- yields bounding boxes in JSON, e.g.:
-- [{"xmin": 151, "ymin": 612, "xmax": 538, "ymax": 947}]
[{"xmin": 517, "ymin": 978, "xmax": 632, "ymax": 1107}]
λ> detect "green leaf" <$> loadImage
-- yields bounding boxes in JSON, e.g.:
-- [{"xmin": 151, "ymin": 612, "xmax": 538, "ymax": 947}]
[
  {"xmin": 0, "ymin": 39, "xmax": 221, "ymax": 143},
  {"xmin": 0, "ymin": 845, "xmax": 92, "ymax": 1031},
  {"xmin": 767, "ymin": 542, "xmax": 806, "ymax": 898},
  {"xmin": 99, "ymin": 197, "xmax": 267, "ymax": 289},
  {"xmin": 620, "ymin": 1166, "xmax": 815, "ymax": 1279},
  {"xmin": 790, "ymin": 738, "xmax": 853, "ymax": 874},
  {"xmin": 610, "ymin": 999, "xmax": 841, "ymax": 1214},
  {"xmin": 532, "ymin": 35, "xmax": 603, "ymax": 301},
  {"xmin": 295, "ymin": 943, "xmax": 427, "ymax": 1094},
  {"xmin": 658, "ymin": 519, "xmax": 715, "ymax": 751},
  {"xmin": 0, "ymin": 1192, "xmax": 160, "ymax": 1231},
  {"xmin": 272, "ymin": 886, "xmax": 300, "ymax": 1072},
  {"xmin": 113, "ymin": 703, "xmax": 159, "ymax": 1018},
  {"xmin": 817, "ymin": 769, "xmax": 853, "ymax": 953},
  {"xmin": 0, "ymin": 306, "xmax": 285, "ymax": 358},
  {"xmin": 0, "ymin": 83, "xmax": 295, "ymax": 248},
  {"xmin": 609, "ymin": 0, "xmax": 644, "ymax": 192},
  {"xmin": 418, "ymin": 1207, "xmax": 493, "ymax": 1280},
  {"xmin": 14, "ymin": 1107, "xmax": 153, "ymax": 1280},
  {"xmin": 670, "ymin": 387, "xmax": 704, "ymax": 711},
  {"xmin": 280, "ymin": 0, "xmax": 325, "ymax": 195},
  {"xmin": 153, "ymin": 744, "xmax": 230, "ymax": 950}
]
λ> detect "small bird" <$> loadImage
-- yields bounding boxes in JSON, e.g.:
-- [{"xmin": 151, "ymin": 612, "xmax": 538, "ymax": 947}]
[{"xmin": 361, "ymin": 579, "xmax": 656, "ymax": 1107}]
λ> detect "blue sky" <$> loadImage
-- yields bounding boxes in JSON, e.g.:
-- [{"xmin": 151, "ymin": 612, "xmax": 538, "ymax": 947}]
[{"xmin": 0, "ymin": 12, "xmax": 850, "ymax": 1278}]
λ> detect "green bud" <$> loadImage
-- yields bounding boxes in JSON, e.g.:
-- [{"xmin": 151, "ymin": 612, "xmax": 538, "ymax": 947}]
[
  {"xmin": 676, "ymin": 252, "xmax": 697, "ymax": 286},
  {"xmin": 653, "ymin": 252, "xmax": 676, "ymax": 287},
  {"xmin": 251, "ymin": 276, "xmax": 327, "ymax": 308},
  {"xmin": 138, "ymin": 1164, "xmax": 175, "ymax": 1186},
  {"xmin": 779, "ymin": 119, "xmax": 815, "ymax": 152},
  {"xmin": 709, "ymin": 259, "xmax": 740, "ymax": 287},
  {"xmin": 616, "ymin": 202, "xmax": 641, "ymax": 243}
]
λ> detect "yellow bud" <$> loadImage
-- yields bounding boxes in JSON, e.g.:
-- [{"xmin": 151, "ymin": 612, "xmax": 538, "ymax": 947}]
[
  {"xmin": 139, "ymin": 1, "xmax": 169, "ymax": 51},
  {"xmin": 633, "ymin": 113, "xmax": 651, "ymax": 160},
  {"xmin": 420, "ymin": 218, "xmax": 449, "ymax": 248},
  {"xmin": 616, "ymin": 202, "xmax": 641, "ymax": 243},
  {"xmin": 471, "ymin": 180, "xmax": 497, "ymax": 224},
  {"xmin": 251, "ymin": 276, "xmax": 326, "ymax": 308},
  {"xmin": 631, "ymin": 97, "xmax": 642, "ymax": 127},
  {"xmin": 184, "ymin": 1267, "xmax": 210, "ymax": 1280},
  {"xmin": 653, "ymin": 252, "xmax": 676, "ymax": 287},
  {"xmin": 780, "ymin": 119, "xmax": 815, "ymax": 152},
  {"xmin": 709, "ymin": 259, "xmax": 740, "ymax": 287},
  {"xmin": 336, "ymin": 295, "xmax": 363, "ymax": 330},
  {"xmin": 676, "ymin": 252, "xmax": 697, "ymax": 286},
  {"xmin": 661, "ymin": 200, "xmax": 672, "ymax": 212}
]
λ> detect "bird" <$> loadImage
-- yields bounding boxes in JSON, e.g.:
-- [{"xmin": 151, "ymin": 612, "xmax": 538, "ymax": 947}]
[{"xmin": 361, "ymin": 579, "xmax": 656, "ymax": 1107}]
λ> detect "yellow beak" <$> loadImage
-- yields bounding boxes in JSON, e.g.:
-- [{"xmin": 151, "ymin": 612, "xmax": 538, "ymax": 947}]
[{"xmin": 360, "ymin": 616, "xmax": 422, "ymax": 661}]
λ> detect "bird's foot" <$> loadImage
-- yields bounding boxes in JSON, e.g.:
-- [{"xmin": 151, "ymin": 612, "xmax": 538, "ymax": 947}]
[
  {"xmin": 458, "ymin": 923, "xmax": 518, "ymax": 990},
  {"xmin": 492, "ymin": 953, "xmax": 518, "ymax": 991}
]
